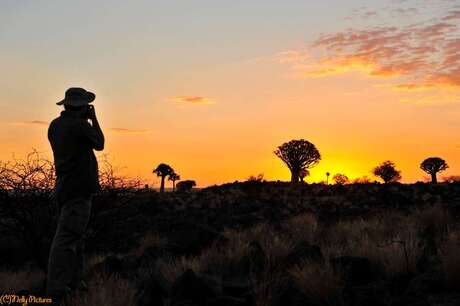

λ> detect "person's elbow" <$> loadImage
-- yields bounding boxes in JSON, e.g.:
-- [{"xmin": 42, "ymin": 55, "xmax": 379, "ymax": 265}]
[{"xmin": 93, "ymin": 140, "xmax": 105, "ymax": 151}]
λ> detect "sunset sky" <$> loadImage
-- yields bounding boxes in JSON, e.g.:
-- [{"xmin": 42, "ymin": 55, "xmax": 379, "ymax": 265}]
[{"xmin": 1, "ymin": 0, "xmax": 459, "ymax": 187}]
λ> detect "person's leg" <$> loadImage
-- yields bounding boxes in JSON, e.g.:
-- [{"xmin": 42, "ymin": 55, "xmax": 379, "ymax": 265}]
[
  {"xmin": 72, "ymin": 196, "xmax": 92, "ymax": 290},
  {"xmin": 46, "ymin": 197, "xmax": 92, "ymax": 298}
]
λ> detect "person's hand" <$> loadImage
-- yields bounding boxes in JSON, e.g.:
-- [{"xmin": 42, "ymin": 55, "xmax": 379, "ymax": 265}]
[{"xmin": 87, "ymin": 105, "xmax": 97, "ymax": 120}]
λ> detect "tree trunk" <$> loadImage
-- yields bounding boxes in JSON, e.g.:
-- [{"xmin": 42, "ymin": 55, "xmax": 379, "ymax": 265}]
[
  {"xmin": 173, "ymin": 180, "xmax": 176, "ymax": 192},
  {"xmin": 291, "ymin": 171, "xmax": 299, "ymax": 183},
  {"xmin": 431, "ymin": 173, "xmax": 437, "ymax": 184},
  {"xmin": 160, "ymin": 176, "xmax": 165, "ymax": 193}
]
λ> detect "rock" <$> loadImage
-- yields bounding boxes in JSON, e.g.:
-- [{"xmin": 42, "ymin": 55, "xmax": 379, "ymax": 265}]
[
  {"xmin": 90, "ymin": 254, "xmax": 137, "ymax": 278},
  {"xmin": 206, "ymin": 296, "xmax": 247, "ymax": 306},
  {"xmin": 96, "ymin": 255, "xmax": 124, "ymax": 275},
  {"xmin": 428, "ymin": 294, "xmax": 460, "ymax": 306},
  {"xmin": 330, "ymin": 256, "xmax": 373, "ymax": 286},
  {"xmin": 136, "ymin": 277, "xmax": 167, "ymax": 306},
  {"xmin": 167, "ymin": 222, "xmax": 221, "ymax": 255},
  {"xmin": 344, "ymin": 282, "xmax": 389, "ymax": 306},
  {"xmin": 120, "ymin": 254, "xmax": 139, "ymax": 277},
  {"xmin": 388, "ymin": 273, "xmax": 416, "ymax": 296},
  {"xmin": 416, "ymin": 237, "xmax": 442, "ymax": 274},
  {"xmin": 138, "ymin": 246, "xmax": 164, "ymax": 269},
  {"xmin": 248, "ymin": 241, "xmax": 267, "ymax": 277},
  {"xmin": 170, "ymin": 269, "xmax": 217, "ymax": 306},
  {"xmin": 273, "ymin": 280, "xmax": 308, "ymax": 306},
  {"xmin": 0, "ymin": 238, "xmax": 30, "ymax": 269},
  {"xmin": 390, "ymin": 296, "xmax": 427, "ymax": 306},
  {"xmin": 282, "ymin": 241, "xmax": 324, "ymax": 268},
  {"xmin": 222, "ymin": 275, "xmax": 253, "ymax": 304},
  {"xmin": 405, "ymin": 272, "xmax": 446, "ymax": 296}
]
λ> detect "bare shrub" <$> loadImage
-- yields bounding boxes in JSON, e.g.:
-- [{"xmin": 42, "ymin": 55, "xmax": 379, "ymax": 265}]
[
  {"xmin": 0, "ymin": 150, "xmax": 55, "ymax": 192},
  {"xmin": 98, "ymin": 154, "xmax": 142, "ymax": 190},
  {"xmin": 0, "ymin": 151, "xmax": 141, "ymax": 192}
]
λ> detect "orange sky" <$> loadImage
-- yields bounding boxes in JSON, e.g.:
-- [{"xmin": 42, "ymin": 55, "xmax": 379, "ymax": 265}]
[{"xmin": 0, "ymin": 0, "xmax": 459, "ymax": 187}]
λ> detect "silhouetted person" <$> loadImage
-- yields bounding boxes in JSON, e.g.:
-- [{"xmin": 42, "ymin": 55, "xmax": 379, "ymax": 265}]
[{"xmin": 46, "ymin": 88, "xmax": 104, "ymax": 304}]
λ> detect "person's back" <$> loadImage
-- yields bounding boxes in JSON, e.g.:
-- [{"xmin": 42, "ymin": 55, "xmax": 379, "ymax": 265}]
[
  {"xmin": 48, "ymin": 110, "xmax": 102, "ymax": 204},
  {"xmin": 46, "ymin": 88, "xmax": 104, "ymax": 305}
]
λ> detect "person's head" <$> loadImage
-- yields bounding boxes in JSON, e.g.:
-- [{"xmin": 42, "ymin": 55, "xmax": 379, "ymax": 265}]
[
  {"xmin": 57, "ymin": 87, "xmax": 95, "ymax": 114},
  {"xmin": 63, "ymin": 104, "xmax": 89, "ymax": 117}
]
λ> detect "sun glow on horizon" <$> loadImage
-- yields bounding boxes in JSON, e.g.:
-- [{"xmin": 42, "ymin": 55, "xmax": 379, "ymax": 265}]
[{"xmin": 0, "ymin": 0, "xmax": 459, "ymax": 187}]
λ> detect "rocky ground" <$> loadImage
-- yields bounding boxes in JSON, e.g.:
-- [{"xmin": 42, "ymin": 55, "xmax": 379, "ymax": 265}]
[{"xmin": 1, "ymin": 182, "xmax": 460, "ymax": 305}]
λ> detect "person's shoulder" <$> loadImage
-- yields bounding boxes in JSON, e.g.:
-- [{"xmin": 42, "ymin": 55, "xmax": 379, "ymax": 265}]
[{"xmin": 48, "ymin": 117, "xmax": 60, "ymax": 130}]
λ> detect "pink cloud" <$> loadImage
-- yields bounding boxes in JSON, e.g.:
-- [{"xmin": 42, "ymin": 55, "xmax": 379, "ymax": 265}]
[
  {"xmin": 281, "ymin": 7, "xmax": 460, "ymax": 92},
  {"xmin": 443, "ymin": 10, "xmax": 460, "ymax": 21}
]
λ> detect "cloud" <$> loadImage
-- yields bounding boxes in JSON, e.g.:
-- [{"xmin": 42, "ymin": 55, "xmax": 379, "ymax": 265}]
[
  {"xmin": 344, "ymin": 8, "xmax": 379, "ymax": 20},
  {"xmin": 171, "ymin": 96, "xmax": 214, "ymax": 105},
  {"xmin": 273, "ymin": 50, "xmax": 310, "ymax": 64},
  {"xmin": 443, "ymin": 10, "xmax": 460, "ymax": 21},
  {"xmin": 11, "ymin": 120, "xmax": 49, "ymax": 126},
  {"xmin": 391, "ymin": 7, "xmax": 419, "ymax": 17},
  {"xmin": 11, "ymin": 120, "xmax": 151, "ymax": 135},
  {"xmin": 278, "ymin": 2, "xmax": 460, "ymax": 93},
  {"xmin": 398, "ymin": 92, "xmax": 459, "ymax": 105},
  {"xmin": 26, "ymin": 120, "xmax": 48, "ymax": 126},
  {"xmin": 109, "ymin": 128, "xmax": 151, "ymax": 135}
]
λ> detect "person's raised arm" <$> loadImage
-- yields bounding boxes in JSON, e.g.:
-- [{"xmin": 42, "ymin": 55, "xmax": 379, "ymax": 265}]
[{"xmin": 82, "ymin": 105, "xmax": 105, "ymax": 151}]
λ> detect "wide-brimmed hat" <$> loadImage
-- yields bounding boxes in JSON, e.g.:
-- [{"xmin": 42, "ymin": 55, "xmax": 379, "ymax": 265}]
[{"xmin": 57, "ymin": 87, "xmax": 96, "ymax": 106}]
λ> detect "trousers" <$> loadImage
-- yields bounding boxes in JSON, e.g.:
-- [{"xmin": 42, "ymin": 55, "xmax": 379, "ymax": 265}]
[{"xmin": 46, "ymin": 196, "xmax": 92, "ymax": 296}]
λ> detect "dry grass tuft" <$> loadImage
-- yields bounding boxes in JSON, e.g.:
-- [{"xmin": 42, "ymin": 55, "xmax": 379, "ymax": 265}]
[
  {"xmin": 290, "ymin": 260, "xmax": 343, "ymax": 305},
  {"xmin": 0, "ymin": 270, "xmax": 45, "ymax": 293},
  {"xmin": 252, "ymin": 265, "xmax": 287, "ymax": 306},
  {"xmin": 440, "ymin": 234, "xmax": 460, "ymax": 290},
  {"xmin": 128, "ymin": 231, "xmax": 167, "ymax": 257},
  {"xmin": 285, "ymin": 213, "xmax": 318, "ymax": 244},
  {"xmin": 64, "ymin": 273, "xmax": 136, "ymax": 306},
  {"xmin": 415, "ymin": 205, "xmax": 451, "ymax": 240}
]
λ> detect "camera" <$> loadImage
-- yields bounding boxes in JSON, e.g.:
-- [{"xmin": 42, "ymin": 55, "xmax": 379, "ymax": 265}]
[{"xmin": 85, "ymin": 105, "xmax": 94, "ymax": 119}]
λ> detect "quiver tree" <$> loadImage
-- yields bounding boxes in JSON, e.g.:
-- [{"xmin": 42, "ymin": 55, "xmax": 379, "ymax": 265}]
[
  {"xmin": 168, "ymin": 172, "xmax": 180, "ymax": 191},
  {"xmin": 333, "ymin": 173, "xmax": 349, "ymax": 185},
  {"xmin": 326, "ymin": 172, "xmax": 331, "ymax": 185},
  {"xmin": 373, "ymin": 160, "xmax": 401, "ymax": 183},
  {"xmin": 274, "ymin": 139, "xmax": 321, "ymax": 183},
  {"xmin": 420, "ymin": 157, "xmax": 448, "ymax": 183},
  {"xmin": 153, "ymin": 163, "xmax": 174, "ymax": 193}
]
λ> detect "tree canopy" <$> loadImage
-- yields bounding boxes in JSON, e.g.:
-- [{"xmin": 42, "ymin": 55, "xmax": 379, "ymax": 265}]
[
  {"xmin": 274, "ymin": 139, "xmax": 321, "ymax": 183},
  {"xmin": 373, "ymin": 161, "xmax": 401, "ymax": 183},
  {"xmin": 420, "ymin": 157, "xmax": 448, "ymax": 183}
]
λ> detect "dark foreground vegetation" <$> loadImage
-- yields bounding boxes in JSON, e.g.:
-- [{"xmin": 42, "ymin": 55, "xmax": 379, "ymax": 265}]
[{"xmin": 1, "ymin": 179, "xmax": 460, "ymax": 306}]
